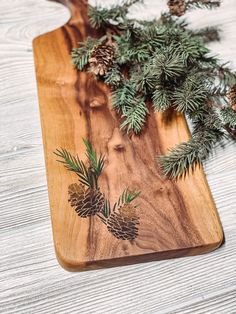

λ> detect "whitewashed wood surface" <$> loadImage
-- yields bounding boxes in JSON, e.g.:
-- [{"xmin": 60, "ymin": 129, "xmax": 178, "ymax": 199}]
[{"xmin": 0, "ymin": 0, "xmax": 236, "ymax": 313}]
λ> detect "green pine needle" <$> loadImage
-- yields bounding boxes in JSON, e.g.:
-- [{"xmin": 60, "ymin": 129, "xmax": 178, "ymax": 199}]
[
  {"xmin": 112, "ymin": 80, "xmax": 136, "ymax": 111},
  {"xmin": 103, "ymin": 188, "xmax": 141, "ymax": 217},
  {"xmin": 160, "ymin": 128, "xmax": 224, "ymax": 179},
  {"xmin": 152, "ymin": 51, "xmax": 186, "ymax": 81},
  {"xmin": 160, "ymin": 140, "xmax": 201, "ymax": 179},
  {"xmin": 71, "ymin": 38, "xmax": 100, "ymax": 70},
  {"xmin": 119, "ymin": 188, "xmax": 141, "ymax": 204},
  {"xmin": 104, "ymin": 65, "xmax": 123, "ymax": 87},
  {"xmin": 173, "ymin": 85, "xmax": 208, "ymax": 112},
  {"xmin": 152, "ymin": 87, "xmax": 173, "ymax": 112},
  {"xmin": 54, "ymin": 140, "xmax": 105, "ymax": 188},
  {"xmin": 54, "ymin": 148, "xmax": 92, "ymax": 187},
  {"xmin": 83, "ymin": 139, "xmax": 105, "ymax": 177},
  {"xmin": 88, "ymin": 0, "xmax": 143, "ymax": 29},
  {"xmin": 120, "ymin": 97, "xmax": 149, "ymax": 134},
  {"xmin": 221, "ymin": 107, "xmax": 236, "ymax": 129},
  {"xmin": 186, "ymin": 0, "xmax": 221, "ymax": 11}
]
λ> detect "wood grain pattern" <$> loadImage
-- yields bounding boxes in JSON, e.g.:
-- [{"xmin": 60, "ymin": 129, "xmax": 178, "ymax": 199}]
[
  {"xmin": 1, "ymin": 0, "xmax": 236, "ymax": 312},
  {"xmin": 33, "ymin": 0, "xmax": 223, "ymax": 270}
]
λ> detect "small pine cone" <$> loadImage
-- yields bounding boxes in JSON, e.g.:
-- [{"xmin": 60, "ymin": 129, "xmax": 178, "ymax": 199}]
[
  {"xmin": 168, "ymin": 0, "xmax": 186, "ymax": 17},
  {"xmin": 89, "ymin": 43, "xmax": 115, "ymax": 76},
  {"xmin": 68, "ymin": 183, "xmax": 105, "ymax": 218},
  {"xmin": 227, "ymin": 84, "xmax": 236, "ymax": 111},
  {"xmin": 106, "ymin": 204, "xmax": 139, "ymax": 240}
]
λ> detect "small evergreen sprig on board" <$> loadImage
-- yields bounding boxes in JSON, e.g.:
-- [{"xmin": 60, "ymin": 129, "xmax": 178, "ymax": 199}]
[
  {"xmin": 55, "ymin": 141, "xmax": 141, "ymax": 240},
  {"xmin": 54, "ymin": 139, "xmax": 105, "ymax": 189},
  {"xmin": 71, "ymin": 0, "xmax": 236, "ymax": 179}
]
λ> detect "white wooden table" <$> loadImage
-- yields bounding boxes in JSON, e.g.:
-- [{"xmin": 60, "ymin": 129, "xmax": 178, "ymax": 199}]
[{"xmin": 0, "ymin": 0, "xmax": 236, "ymax": 313}]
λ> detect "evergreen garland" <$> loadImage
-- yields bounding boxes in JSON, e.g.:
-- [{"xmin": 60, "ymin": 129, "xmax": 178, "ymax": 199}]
[{"xmin": 71, "ymin": 0, "xmax": 236, "ymax": 179}]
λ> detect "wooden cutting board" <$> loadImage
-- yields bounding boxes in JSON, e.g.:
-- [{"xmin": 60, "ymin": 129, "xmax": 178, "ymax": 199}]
[{"xmin": 33, "ymin": 0, "xmax": 223, "ymax": 271}]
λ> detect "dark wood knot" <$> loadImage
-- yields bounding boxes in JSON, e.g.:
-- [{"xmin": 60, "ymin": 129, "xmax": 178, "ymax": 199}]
[{"xmin": 113, "ymin": 144, "xmax": 125, "ymax": 152}]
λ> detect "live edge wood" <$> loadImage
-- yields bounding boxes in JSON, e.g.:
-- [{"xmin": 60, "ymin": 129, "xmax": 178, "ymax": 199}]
[{"xmin": 33, "ymin": 0, "xmax": 223, "ymax": 271}]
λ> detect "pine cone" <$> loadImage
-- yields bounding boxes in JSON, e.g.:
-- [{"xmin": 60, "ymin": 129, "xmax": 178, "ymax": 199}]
[
  {"xmin": 68, "ymin": 183, "xmax": 105, "ymax": 218},
  {"xmin": 89, "ymin": 43, "xmax": 115, "ymax": 76},
  {"xmin": 168, "ymin": 0, "xmax": 186, "ymax": 16},
  {"xmin": 106, "ymin": 204, "xmax": 139, "ymax": 240},
  {"xmin": 227, "ymin": 84, "xmax": 236, "ymax": 111}
]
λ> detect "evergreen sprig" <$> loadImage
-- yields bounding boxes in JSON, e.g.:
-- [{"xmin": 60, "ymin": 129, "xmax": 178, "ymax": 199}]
[
  {"xmin": 120, "ymin": 97, "xmax": 149, "ymax": 134},
  {"xmin": 160, "ymin": 128, "xmax": 224, "ymax": 179},
  {"xmin": 71, "ymin": 0, "xmax": 236, "ymax": 179},
  {"xmin": 88, "ymin": 0, "xmax": 143, "ymax": 29},
  {"xmin": 83, "ymin": 139, "xmax": 105, "ymax": 177},
  {"xmin": 54, "ymin": 140, "xmax": 105, "ymax": 189},
  {"xmin": 221, "ymin": 107, "xmax": 236, "ymax": 129},
  {"xmin": 102, "ymin": 188, "xmax": 141, "ymax": 218},
  {"xmin": 71, "ymin": 38, "xmax": 100, "ymax": 70},
  {"xmin": 186, "ymin": 0, "xmax": 221, "ymax": 11}
]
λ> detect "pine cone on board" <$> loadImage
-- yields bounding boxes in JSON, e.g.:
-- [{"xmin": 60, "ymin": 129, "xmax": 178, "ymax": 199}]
[
  {"xmin": 106, "ymin": 203, "xmax": 140, "ymax": 240},
  {"xmin": 68, "ymin": 183, "xmax": 105, "ymax": 218},
  {"xmin": 168, "ymin": 0, "xmax": 186, "ymax": 16},
  {"xmin": 89, "ymin": 43, "xmax": 115, "ymax": 76},
  {"xmin": 228, "ymin": 84, "xmax": 236, "ymax": 111}
]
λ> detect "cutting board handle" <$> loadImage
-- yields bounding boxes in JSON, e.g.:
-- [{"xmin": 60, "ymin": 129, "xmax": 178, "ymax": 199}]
[{"xmin": 49, "ymin": 0, "xmax": 88, "ymax": 25}]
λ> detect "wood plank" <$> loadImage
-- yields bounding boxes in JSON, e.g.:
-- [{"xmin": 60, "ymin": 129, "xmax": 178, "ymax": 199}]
[{"xmin": 32, "ymin": 0, "xmax": 224, "ymax": 270}]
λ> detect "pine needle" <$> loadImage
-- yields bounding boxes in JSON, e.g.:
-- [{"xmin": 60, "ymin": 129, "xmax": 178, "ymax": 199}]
[
  {"xmin": 54, "ymin": 140, "xmax": 105, "ymax": 188},
  {"xmin": 54, "ymin": 148, "xmax": 91, "ymax": 187},
  {"xmin": 160, "ymin": 128, "xmax": 224, "ymax": 179}
]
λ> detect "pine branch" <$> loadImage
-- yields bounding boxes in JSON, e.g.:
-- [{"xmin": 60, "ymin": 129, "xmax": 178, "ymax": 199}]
[
  {"xmin": 152, "ymin": 86, "xmax": 173, "ymax": 111},
  {"xmin": 54, "ymin": 149, "xmax": 92, "ymax": 187},
  {"xmin": 152, "ymin": 51, "xmax": 186, "ymax": 81},
  {"xmin": 186, "ymin": 0, "xmax": 221, "ymax": 11},
  {"xmin": 119, "ymin": 188, "xmax": 141, "ymax": 204},
  {"xmin": 101, "ymin": 188, "xmax": 140, "ymax": 218},
  {"xmin": 173, "ymin": 84, "xmax": 208, "ymax": 112},
  {"xmin": 221, "ymin": 107, "xmax": 236, "ymax": 129},
  {"xmin": 83, "ymin": 139, "xmax": 105, "ymax": 177},
  {"xmin": 160, "ymin": 128, "xmax": 224, "ymax": 179},
  {"xmin": 54, "ymin": 141, "xmax": 105, "ymax": 189},
  {"xmin": 112, "ymin": 80, "xmax": 136, "ymax": 111},
  {"xmin": 160, "ymin": 140, "xmax": 201, "ymax": 179},
  {"xmin": 71, "ymin": 38, "xmax": 100, "ymax": 70},
  {"xmin": 120, "ymin": 97, "xmax": 149, "ymax": 133},
  {"xmin": 88, "ymin": 0, "xmax": 142, "ymax": 29},
  {"xmin": 131, "ymin": 64, "xmax": 159, "ymax": 93},
  {"xmin": 88, "ymin": 6, "xmax": 110, "ymax": 29},
  {"xmin": 217, "ymin": 64, "xmax": 236, "ymax": 87},
  {"xmin": 139, "ymin": 24, "xmax": 166, "ymax": 48},
  {"xmin": 192, "ymin": 26, "xmax": 220, "ymax": 43},
  {"xmin": 170, "ymin": 34, "xmax": 209, "ymax": 62},
  {"xmin": 192, "ymin": 107, "xmax": 223, "ymax": 130},
  {"xmin": 104, "ymin": 65, "xmax": 123, "ymax": 87}
]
